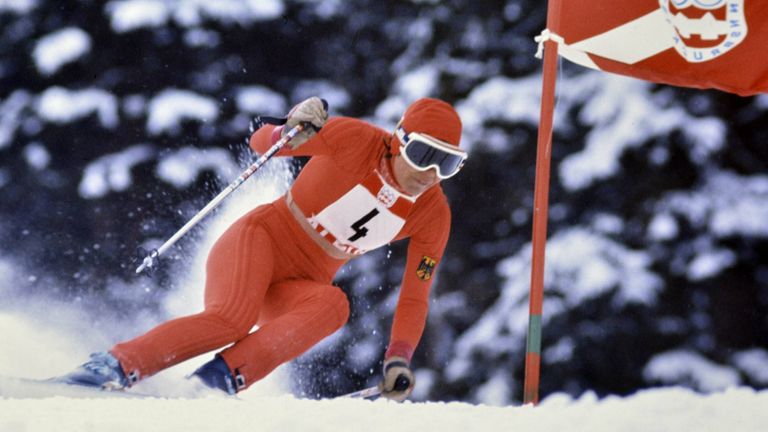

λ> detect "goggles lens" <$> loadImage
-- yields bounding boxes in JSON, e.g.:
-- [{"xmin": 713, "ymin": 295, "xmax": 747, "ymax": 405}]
[{"xmin": 397, "ymin": 129, "xmax": 466, "ymax": 179}]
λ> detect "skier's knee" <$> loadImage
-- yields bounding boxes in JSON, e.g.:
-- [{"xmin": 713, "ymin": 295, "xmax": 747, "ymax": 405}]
[{"xmin": 204, "ymin": 310, "xmax": 254, "ymax": 341}]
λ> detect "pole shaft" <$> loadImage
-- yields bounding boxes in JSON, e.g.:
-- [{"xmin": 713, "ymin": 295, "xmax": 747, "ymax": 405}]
[
  {"xmin": 135, "ymin": 125, "xmax": 302, "ymax": 274},
  {"xmin": 523, "ymin": 0, "xmax": 562, "ymax": 406},
  {"xmin": 341, "ymin": 386, "xmax": 381, "ymax": 399},
  {"xmin": 156, "ymin": 126, "xmax": 297, "ymax": 256}
]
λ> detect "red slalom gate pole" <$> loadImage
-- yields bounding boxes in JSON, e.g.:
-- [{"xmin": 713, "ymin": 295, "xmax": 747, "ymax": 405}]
[{"xmin": 523, "ymin": 0, "xmax": 562, "ymax": 406}]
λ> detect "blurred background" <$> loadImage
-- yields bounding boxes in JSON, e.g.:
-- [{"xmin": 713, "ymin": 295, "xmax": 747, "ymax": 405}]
[{"xmin": 1, "ymin": 0, "xmax": 767, "ymax": 405}]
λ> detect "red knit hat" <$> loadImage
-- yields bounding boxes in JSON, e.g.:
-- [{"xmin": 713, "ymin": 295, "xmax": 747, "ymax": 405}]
[{"xmin": 400, "ymin": 98, "xmax": 462, "ymax": 148}]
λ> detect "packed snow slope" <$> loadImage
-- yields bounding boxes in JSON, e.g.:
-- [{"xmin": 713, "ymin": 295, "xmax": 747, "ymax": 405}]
[{"xmin": 0, "ymin": 382, "xmax": 766, "ymax": 432}]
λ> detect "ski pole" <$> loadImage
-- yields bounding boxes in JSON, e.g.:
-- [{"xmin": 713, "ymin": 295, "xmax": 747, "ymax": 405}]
[
  {"xmin": 342, "ymin": 385, "xmax": 381, "ymax": 399},
  {"xmin": 134, "ymin": 123, "xmax": 306, "ymax": 275},
  {"xmin": 340, "ymin": 376, "xmax": 411, "ymax": 399}
]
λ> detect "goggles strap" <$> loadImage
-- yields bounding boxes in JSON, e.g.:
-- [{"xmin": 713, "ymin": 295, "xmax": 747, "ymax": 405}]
[{"xmin": 395, "ymin": 127, "xmax": 409, "ymax": 145}]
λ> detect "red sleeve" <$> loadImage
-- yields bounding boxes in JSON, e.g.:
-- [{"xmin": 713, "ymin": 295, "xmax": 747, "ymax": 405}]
[
  {"xmin": 248, "ymin": 117, "xmax": 365, "ymax": 157},
  {"xmin": 249, "ymin": 124, "xmax": 288, "ymax": 155},
  {"xmin": 386, "ymin": 195, "xmax": 451, "ymax": 362}
]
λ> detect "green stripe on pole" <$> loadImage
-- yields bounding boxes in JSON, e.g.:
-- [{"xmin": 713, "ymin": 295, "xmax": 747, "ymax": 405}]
[{"xmin": 526, "ymin": 314, "xmax": 542, "ymax": 355}]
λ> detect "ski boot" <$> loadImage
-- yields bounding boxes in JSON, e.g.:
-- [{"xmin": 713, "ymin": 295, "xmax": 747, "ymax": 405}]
[
  {"xmin": 58, "ymin": 351, "xmax": 130, "ymax": 390},
  {"xmin": 190, "ymin": 355, "xmax": 241, "ymax": 395}
]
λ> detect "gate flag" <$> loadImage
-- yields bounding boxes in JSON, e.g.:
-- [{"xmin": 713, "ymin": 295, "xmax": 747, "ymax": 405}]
[
  {"xmin": 546, "ymin": 0, "xmax": 768, "ymax": 96},
  {"xmin": 524, "ymin": 0, "xmax": 767, "ymax": 406}
]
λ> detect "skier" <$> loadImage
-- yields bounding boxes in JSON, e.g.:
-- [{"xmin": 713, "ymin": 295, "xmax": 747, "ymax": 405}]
[{"xmin": 64, "ymin": 96, "xmax": 467, "ymax": 401}]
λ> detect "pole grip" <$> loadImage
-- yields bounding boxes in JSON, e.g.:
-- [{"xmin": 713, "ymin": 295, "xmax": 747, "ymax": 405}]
[{"xmin": 394, "ymin": 375, "xmax": 411, "ymax": 392}]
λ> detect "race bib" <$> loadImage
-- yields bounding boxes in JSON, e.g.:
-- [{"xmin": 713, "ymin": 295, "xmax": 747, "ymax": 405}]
[{"xmin": 309, "ymin": 171, "xmax": 414, "ymax": 254}]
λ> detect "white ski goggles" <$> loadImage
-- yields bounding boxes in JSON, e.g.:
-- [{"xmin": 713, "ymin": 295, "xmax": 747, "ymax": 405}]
[{"xmin": 395, "ymin": 127, "xmax": 467, "ymax": 179}]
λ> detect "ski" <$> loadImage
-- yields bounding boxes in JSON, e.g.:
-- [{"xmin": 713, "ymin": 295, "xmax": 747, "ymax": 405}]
[{"xmin": 0, "ymin": 375, "xmax": 152, "ymax": 399}]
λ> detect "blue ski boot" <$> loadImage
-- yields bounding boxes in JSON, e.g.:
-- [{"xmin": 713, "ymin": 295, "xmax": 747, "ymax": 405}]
[
  {"xmin": 190, "ymin": 355, "xmax": 240, "ymax": 395},
  {"xmin": 59, "ymin": 352, "xmax": 130, "ymax": 390}
]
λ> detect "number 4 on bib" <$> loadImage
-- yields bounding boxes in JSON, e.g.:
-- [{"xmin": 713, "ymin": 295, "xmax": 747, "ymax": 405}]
[{"xmin": 348, "ymin": 209, "xmax": 380, "ymax": 242}]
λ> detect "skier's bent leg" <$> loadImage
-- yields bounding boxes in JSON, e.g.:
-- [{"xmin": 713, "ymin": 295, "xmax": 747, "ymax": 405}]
[
  {"xmin": 111, "ymin": 216, "xmax": 276, "ymax": 384},
  {"xmin": 218, "ymin": 279, "xmax": 350, "ymax": 391},
  {"xmin": 111, "ymin": 309, "xmax": 256, "ymax": 384}
]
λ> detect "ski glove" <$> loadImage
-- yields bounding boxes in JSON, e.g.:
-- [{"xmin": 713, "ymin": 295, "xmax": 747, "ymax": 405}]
[
  {"xmin": 379, "ymin": 356, "xmax": 415, "ymax": 402},
  {"xmin": 282, "ymin": 96, "xmax": 328, "ymax": 149}
]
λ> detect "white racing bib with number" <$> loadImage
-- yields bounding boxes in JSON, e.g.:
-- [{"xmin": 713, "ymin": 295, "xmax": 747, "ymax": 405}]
[{"xmin": 308, "ymin": 171, "xmax": 414, "ymax": 255}]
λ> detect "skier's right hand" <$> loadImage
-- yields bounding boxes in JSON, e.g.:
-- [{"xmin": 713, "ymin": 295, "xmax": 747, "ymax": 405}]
[
  {"xmin": 282, "ymin": 97, "xmax": 328, "ymax": 149},
  {"xmin": 379, "ymin": 356, "xmax": 415, "ymax": 402}
]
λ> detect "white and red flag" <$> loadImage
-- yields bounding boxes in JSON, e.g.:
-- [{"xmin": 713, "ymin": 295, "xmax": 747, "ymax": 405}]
[
  {"xmin": 547, "ymin": 0, "xmax": 768, "ymax": 96},
  {"xmin": 524, "ymin": 0, "xmax": 768, "ymax": 407}
]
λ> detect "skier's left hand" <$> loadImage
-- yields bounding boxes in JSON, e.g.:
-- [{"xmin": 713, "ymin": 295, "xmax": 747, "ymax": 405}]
[{"xmin": 379, "ymin": 356, "xmax": 415, "ymax": 402}]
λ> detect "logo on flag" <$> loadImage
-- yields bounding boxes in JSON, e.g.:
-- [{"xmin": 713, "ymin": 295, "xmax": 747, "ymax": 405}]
[
  {"xmin": 659, "ymin": 0, "xmax": 748, "ymax": 63},
  {"xmin": 549, "ymin": 0, "xmax": 768, "ymax": 94}
]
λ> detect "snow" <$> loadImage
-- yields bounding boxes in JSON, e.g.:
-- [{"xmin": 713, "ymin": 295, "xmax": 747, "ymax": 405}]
[
  {"xmin": 643, "ymin": 350, "xmax": 741, "ymax": 392},
  {"xmin": 457, "ymin": 72, "xmax": 727, "ymax": 190},
  {"xmin": 557, "ymin": 76, "xmax": 725, "ymax": 190},
  {"xmin": 503, "ymin": 2, "xmax": 523, "ymax": 21},
  {"xmin": 659, "ymin": 170, "xmax": 768, "ymax": 239},
  {"xmin": 173, "ymin": 0, "xmax": 285, "ymax": 27},
  {"xmin": 105, "ymin": 0, "xmax": 285, "ymax": 33},
  {"xmin": 291, "ymin": 80, "xmax": 352, "ymax": 111},
  {"xmin": 75, "ymin": 103, "xmax": 244, "ymax": 197},
  {"xmin": 590, "ymin": 212, "xmax": 624, "ymax": 235},
  {"xmin": 541, "ymin": 229, "xmax": 662, "ymax": 306},
  {"xmin": 374, "ymin": 97, "xmax": 411, "ymax": 126},
  {"xmin": 446, "ymin": 227, "xmax": 664, "ymax": 401},
  {"xmin": 732, "ymin": 349, "xmax": 768, "ymax": 385},
  {"xmin": 0, "ymin": 166, "xmax": 297, "ymax": 426},
  {"xmin": 648, "ymin": 212, "xmax": 679, "ymax": 241},
  {"xmin": 0, "ymin": 258, "xmax": 13, "ymax": 287},
  {"xmin": 473, "ymin": 369, "xmax": 513, "ymax": 406},
  {"xmin": 460, "ymin": 18, "xmax": 487, "ymax": 51},
  {"xmin": 543, "ymin": 336, "xmax": 576, "ymax": 363},
  {"xmin": 1, "ymin": 380, "xmax": 767, "ymax": 431},
  {"xmin": 756, "ymin": 94, "xmax": 768, "ymax": 109},
  {"xmin": 0, "ymin": 91, "xmax": 30, "ymax": 150},
  {"xmin": 0, "ymin": 0, "xmax": 36, "ymax": 14},
  {"xmin": 106, "ymin": 0, "xmax": 170, "ymax": 32},
  {"xmin": 146, "ymin": 89, "xmax": 219, "ymax": 135},
  {"xmin": 22, "ymin": 142, "xmax": 50, "ymax": 170},
  {"xmin": 0, "ymin": 168, "xmax": 9, "ymax": 188},
  {"xmin": 79, "ymin": 144, "xmax": 155, "ymax": 199},
  {"xmin": 311, "ymin": 0, "xmax": 344, "ymax": 19},
  {"xmin": 155, "ymin": 147, "xmax": 238, "ymax": 189},
  {"xmin": 235, "ymin": 86, "xmax": 287, "ymax": 115},
  {"xmin": 182, "ymin": 27, "xmax": 221, "ymax": 48},
  {"xmin": 32, "ymin": 27, "xmax": 91, "ymax": 76},
  {"xmin": 346, "ymin": 337, "xmax": 381, "ymax": 368},
  {"xmin": 457, "ymin": 74, "xmax": 544, "ymax": 152},
  {"xmin": 36, "ymin": 87, "xmax": 119, "ymax": 128},
  {"xmin": 394, "ymin": 64, "xmax": 439, "ymax": 101},
  {"xmin": 686, "ymin": 248, "xmax": 736, "ymax": 281}
]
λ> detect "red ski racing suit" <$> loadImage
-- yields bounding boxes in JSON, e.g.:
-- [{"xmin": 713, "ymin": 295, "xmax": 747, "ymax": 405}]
[{"xmin": 110, "ymin": 116, "xmax": 451, "ymax": 390}]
